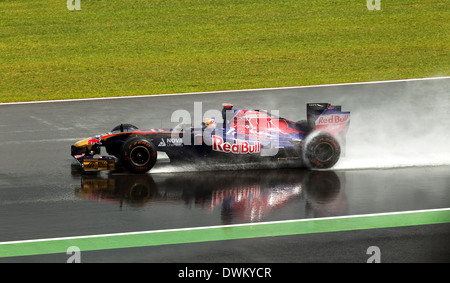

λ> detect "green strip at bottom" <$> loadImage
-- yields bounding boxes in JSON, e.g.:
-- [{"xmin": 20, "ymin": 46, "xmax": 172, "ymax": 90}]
[{"xmin": 1, "ymin": 209, "xmax": 449, "ymax": 258}]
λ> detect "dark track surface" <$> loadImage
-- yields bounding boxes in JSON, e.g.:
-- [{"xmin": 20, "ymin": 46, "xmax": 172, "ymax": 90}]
[{"xmin": 0, "ymin": 78, "xmax": 449, "ymax": 263}]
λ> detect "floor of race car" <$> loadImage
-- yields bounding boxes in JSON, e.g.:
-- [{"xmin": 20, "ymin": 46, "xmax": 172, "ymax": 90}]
[{"xmin": 0, "ymin": 77, "xmax": 449, "ymax": 264}]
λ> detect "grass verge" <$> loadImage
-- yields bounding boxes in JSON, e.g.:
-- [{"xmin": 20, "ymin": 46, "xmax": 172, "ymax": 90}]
[{"xmin": 0, "ymin": 0, "xmax": 448, "ymax": 102}]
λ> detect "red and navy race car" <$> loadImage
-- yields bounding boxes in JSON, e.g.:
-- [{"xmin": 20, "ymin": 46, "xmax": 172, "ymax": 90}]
[{"xmin": 71, "ymin": 103, "xmax": 350, "ymax": 173}]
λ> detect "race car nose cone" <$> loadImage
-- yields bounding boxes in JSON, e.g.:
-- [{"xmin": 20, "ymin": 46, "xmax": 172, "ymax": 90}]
[
  {"xmin": 74, "ymin": 137, "xmax": 91, "ymax": 148},
  {"xmin": 71, "ymin": 137, "xmax": 94, "ymax": 157},
  {"xmin": 71, "ymin": 144, "xmax": 87, "ymax": 156}
]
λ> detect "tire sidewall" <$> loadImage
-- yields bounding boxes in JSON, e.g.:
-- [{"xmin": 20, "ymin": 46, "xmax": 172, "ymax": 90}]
[
  {"xmin": 304, "ymin": 133, "xmax": 341, "ymax": 169},
  {"xmin": 121, "ymin": 137, "xmax": 157, "ymax": 173}
]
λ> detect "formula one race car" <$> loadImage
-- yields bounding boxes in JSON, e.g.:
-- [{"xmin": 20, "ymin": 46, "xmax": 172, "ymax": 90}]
[{"xmin": 71, "ymin": 103, "xmax": 350, "ymax": 173}]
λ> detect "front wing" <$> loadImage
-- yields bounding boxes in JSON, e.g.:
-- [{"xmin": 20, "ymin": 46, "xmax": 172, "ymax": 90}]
[{"xmin": 74, "ymin": 155, "xmax": 116, "ymax": 171}]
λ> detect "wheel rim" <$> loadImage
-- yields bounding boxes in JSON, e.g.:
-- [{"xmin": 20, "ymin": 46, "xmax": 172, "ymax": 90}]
[
  {"xmin": 313, "ymin": 142, "xmax": 334, "ymax": 162},
  {"xmin": 130, "ymin": 146, "xmax": 151, "ymax": 166}
]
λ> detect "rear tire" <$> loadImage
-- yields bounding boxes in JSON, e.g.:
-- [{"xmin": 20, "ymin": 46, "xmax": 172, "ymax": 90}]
[
  {"xmin": 120, "ymin": 137, "xmax": 157, "ymax": 173},
  {"xmin": 303, "ymin": 133, "xmax": 341, "ymax": 169}
]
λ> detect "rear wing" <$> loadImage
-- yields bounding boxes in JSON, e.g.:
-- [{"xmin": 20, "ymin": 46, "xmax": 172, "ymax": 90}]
[{"xmin": 307, "ymin": 103, "xmax": 350, "ymax": 137}]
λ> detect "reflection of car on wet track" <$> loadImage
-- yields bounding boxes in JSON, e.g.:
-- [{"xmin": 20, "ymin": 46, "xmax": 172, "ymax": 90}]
[
  {"xmin": 74, "ymin": 169, "xmax": 346, "ymax": 223},
  {"xmin": 71, "ymin": 103, "xmax": 350, "ymax": 173}
]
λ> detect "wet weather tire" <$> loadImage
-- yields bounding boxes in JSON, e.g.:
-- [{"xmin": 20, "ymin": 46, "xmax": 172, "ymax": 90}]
[
  {"xmin": 120, "ymin": 137, "xmax": 157, "ymax": 173},
  {"xmin": 303, "ymin": 133, "xmax": 341, "ymax": 169}
]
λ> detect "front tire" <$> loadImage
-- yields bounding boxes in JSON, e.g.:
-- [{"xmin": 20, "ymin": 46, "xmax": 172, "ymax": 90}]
[
  {"xmin": 303, "ymin": 133, "xmax": 341, "ymax": 169},
  {"xmin": 120, "ymin": 137, "xmax": 157, "ymax": 173}
]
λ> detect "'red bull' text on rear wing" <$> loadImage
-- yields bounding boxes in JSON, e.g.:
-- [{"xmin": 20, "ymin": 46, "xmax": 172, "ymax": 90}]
[{"xmin": 307, "ymin": 103, "xmax": 350, "ymax": 138}]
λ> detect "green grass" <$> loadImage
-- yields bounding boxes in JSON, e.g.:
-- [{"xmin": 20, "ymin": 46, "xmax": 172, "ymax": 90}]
[
  {"xmin": 1, "ymin": 209, "xmax": 449, "ymax": 258},
  {"xmin": 1, "ymin": 0, "xmax": 449, "ymax": 102}
]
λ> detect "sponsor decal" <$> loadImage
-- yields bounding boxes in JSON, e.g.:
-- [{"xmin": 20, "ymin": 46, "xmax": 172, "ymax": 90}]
[
  {"xmin": 85, "ymin": 161, "xmax": 97, "ymax": 169},
  {"xmin": 82, "ymin": 158, "xmax": 115, "ymax": 171},
  {"xmin": 316, "ymin": 114, "xmax": 349, "ymax": 125},
  {"xmin": 315, "ymin": 113, "xmax": 350, "ymax": 136},
  {"xmin": 87, "ymin": 138, "xmax": 100, "ymax": 145},
  {"xmin": 212, "ymin": 135, "xmax": 260, "ymax": 154},
  {"xmin": 167, "ymin": 137, "xmax": 183, "ymax": 146},
  {"xmin": 158, "ymin": 138, "xmax": 183, "ymax": 147}
]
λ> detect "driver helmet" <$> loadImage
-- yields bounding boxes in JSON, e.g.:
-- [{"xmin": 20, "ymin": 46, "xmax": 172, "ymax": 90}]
[{"xmin": 203, "ymin": 118, "xmax": 215, "ymax": 127}]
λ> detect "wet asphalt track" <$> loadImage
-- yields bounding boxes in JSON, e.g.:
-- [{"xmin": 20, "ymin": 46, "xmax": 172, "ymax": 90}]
[{"xmin": 0, "ymin": 78, "xmax": 449, "ymax": 263}]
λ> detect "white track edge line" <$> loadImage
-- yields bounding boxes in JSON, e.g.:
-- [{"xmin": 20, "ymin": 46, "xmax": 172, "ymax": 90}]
[
  {"xmin": 1, "ymin": 207, "xmax": 449, "ymax": 245},
  {"xmin": 1, "ymin": 76, "xmax": 449, "ymax": 106}
]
